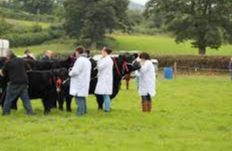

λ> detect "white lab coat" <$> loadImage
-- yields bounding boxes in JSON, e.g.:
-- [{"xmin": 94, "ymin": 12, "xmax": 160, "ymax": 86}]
[
  {"xmin": 137, "ymin": 60, "xmax": 156, "ymax": 97},
  {"xmin": 95, "ymin": 55, "xmax": 113, "ymax": 95},
  {"xmin": 69, "ymin": 56, "xmax": 91, "ymax": 97}
]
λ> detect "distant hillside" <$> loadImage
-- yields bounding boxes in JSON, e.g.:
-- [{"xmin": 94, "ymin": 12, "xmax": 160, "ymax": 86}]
[{"xmin": 129, "ymin": 2, "xmax": 145, "ymax": 11}]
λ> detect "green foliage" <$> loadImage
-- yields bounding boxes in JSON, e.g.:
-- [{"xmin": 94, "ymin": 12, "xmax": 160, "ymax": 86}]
[
  {"xmin": 64, "ymin": 0, "xmax": 129, "ymax": 48},
  {"xmin": 0, "ymin": 18, "xmax": 12, "ymax": 36},
  {"xmin": 9, "ymin": 24, "xmax": 42, "ymax": 34},
  {"xmin": 18, "ymin": 0, "xmax": 54, "ymax": 14},
  {"xmin": 5, "ymin": 18, "xmax": 50, "ymax": 29},
  {"xmin": 5, "ymin": 29, "xmax": 64, "ymax": 47},
  {"xmin": 0, "ymin": 7, "xmax": 56, "ymax": 22},
  {"xmin": 145, "ymin": 0, "xmax": 232, "ymax": 55},
  {"xmin": 123, "ymin": 10, "xmax": 144, "ymax": 33},
  {"xmin": 155, "ymin": 55, "xmax": 230, "ymax": 70},
  {"xmin": 0, "ymin": 76, "xmax": 231, "ymax": 151}
]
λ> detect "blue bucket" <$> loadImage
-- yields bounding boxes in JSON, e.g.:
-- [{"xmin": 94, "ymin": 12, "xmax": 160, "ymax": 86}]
[{"xmin": 164, "ymin": 67, "xmax": 173, "ymax": 80}]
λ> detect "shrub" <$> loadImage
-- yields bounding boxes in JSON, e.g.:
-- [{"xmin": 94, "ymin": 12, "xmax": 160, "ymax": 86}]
[
  {"xmin": 5, "ymin": 29, "xmax": 64, "ymax": 47},
  {"xmin": 0, "ymin": 18, "xmax": 12, "ymax": 35},
  {"xmin": 10, "ymin": 24, "xmax": 43, "ymax": 34},
  {"xmin": 0, "ymin": 7, "xmax": 56, "ymax": 22},
  {"xmin": 154, "ymin": 55, "xmax": 231, "ymax": 71}
]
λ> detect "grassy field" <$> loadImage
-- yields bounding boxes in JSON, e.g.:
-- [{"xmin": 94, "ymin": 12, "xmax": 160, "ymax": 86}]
[
  {"xmin": 5, "ymin": 18, "xmax": 50, "ymax": 29},
  {"xmin": 12, "ymin": 34, "xmax": 232, "ymax": 56},
  {"xmin": 113, "ymin": 34, "xmax": 232, "ymax": 56},
  {"xmin": 13, "ymin": 39, "xmax": 76, "ymax": 56},
  {"xmin": 0, "ymin": 75, "xmax": 231, "ymax": 151}
]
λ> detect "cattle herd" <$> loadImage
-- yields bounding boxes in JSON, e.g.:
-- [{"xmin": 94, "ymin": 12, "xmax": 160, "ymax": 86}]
[{"xmin": 0, "ymin": 53, "xmax": 140, "ymax": 114}]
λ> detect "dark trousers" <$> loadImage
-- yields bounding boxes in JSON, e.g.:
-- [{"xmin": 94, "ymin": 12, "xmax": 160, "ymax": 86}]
[
  {"xmin": 141, "ymin": 94, "xmax": 151, "ymax": 101},
  {"xmin": 2, "ymin": 83, "xmax": 33, "ymax": 115},
  {"xmin": 75, "ymin": 97, "xmax": 87, "ymax": 116}
]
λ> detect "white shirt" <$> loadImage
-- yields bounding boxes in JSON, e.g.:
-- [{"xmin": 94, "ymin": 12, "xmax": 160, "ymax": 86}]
[
  {"xmin": 95, "ymin": 55, "xmax": 113, "ymax": 95},
  {"xmin": 69, "ymin": 56, "xmax": 91, "ymax": 97}
]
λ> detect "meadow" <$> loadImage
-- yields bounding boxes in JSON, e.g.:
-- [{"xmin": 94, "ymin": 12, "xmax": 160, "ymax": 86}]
[
  {"xmin": 5, "ymin": 18, "xmax": 50, "ymax": 29},
  {"xmin": 113, "ymin": 34, "xmax": 232, "ymax": 56},
  {"xmin": 0, "ymin": 75, "xmax": 231, "ymax": 151},
  {"xmin": 14, "ymin": 39, "xmax": 76, "ymax": 56},
  {"xmin": 12, "ymin": 34, "xmax": 232, "ymax": 56}
]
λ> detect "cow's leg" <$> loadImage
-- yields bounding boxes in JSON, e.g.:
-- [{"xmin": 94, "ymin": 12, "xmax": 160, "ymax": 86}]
[
  {"xmin": 96, "ymin": 95, "xmax": 104, "ymax": 110},
  {"xmin": 57, "ymin": 92, "xmax": 64, "ymax": 111},
  {"xmin": 66, "ymin": 95, "xmax": 72, "ymax": 112},
  {"xmin": 50, "ymin": 97, "xmax": 57, "ymax": 109},
  {"xmin": 42, "ymin": 98, "xmax": 51, "ymax": 115}
]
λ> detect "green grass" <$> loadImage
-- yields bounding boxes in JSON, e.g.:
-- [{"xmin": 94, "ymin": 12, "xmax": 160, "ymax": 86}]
[
  {"xmin": 113, "ymin": 34, "xmax": 232, "ymax": 56},
  {"xmin": 11, "ymin": 34, "xmax": 232, "ymax": 56},
  {"xmin": 0, "ymin": 75, "xmax": 231, "ymax": 151},
  {"xmin": 12, "ymin": 39, "xmax": 76, "ymax": 56},
  {"xmin": 5, "ymin": 18, "xmax": 50, "ymax": 29}
]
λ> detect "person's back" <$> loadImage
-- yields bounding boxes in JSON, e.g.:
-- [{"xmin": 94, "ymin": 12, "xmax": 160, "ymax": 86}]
[
  {"xmin": 69, "ymin": 46, "xmax": 91, "ymax": 116},
  {"xmin": 139, "ymin": 60, "xmax": 155, "ymax": 96},
  {"xmin": 4, "ymin": 57, "xmax": 28, "ymax": 85},
  {"xmin": 1, "ymin": 51, "xmax": 33, "ymax": 115},
  {"xmin": 137, "ymin": 52, "xmax": 156, "ymax": 112},
  {"xmin": 69, "ymin": 56, "xmax": 91, "ymax": 97}
]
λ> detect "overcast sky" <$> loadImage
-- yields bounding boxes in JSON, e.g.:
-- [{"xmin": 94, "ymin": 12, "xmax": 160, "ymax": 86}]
[{"xmin": 130, "ymin": 0, "xmax": 149, "ymax": 5}]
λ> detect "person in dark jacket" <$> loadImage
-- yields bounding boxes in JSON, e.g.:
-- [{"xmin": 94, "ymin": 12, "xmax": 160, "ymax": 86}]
[
  {"xmin": 0, "ymin": 51, "xmax": 34, "ymax": 115},
  {"xmin": 42, "ymin": 50, "xmax": 53, "ymax": 61},
  {"xmin": 23, "ymin": 49, "xmax": 36, "ymax": 60}
]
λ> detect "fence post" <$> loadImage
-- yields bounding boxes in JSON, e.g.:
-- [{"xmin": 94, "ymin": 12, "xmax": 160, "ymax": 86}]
[{"xmin": 174, "ymin": 62, "xmax": 177, "ymax": 79}]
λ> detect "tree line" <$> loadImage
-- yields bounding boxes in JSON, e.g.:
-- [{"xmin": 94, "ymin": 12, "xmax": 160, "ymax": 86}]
[{"xmin": 1, "ymin": 0, "xmax": 232, "ymax": 55}]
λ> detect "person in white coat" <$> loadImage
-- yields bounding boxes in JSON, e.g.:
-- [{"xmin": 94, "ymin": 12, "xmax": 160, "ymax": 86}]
[
  {"xmin": 69, "ymin": 47, "xmax": 91, "ymax": 116},
  {"xmin": 136, "ymin": 52, "xmax": 156, "ymax": 112},
  {"xmin": 95, "ymin": 47, "xmax": 113, "ymax": 112}
]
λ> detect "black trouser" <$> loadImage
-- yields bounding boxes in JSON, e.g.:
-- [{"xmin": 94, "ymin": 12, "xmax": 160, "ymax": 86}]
[
  {"xmin": 141, "ymin": 94, "xmax": 151, "ymax": 101},
  {"xmin": 3, "ymin": 83, "xmax": 33, "ymax": 115}
]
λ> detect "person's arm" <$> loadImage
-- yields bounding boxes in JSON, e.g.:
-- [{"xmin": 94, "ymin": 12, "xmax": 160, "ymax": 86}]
[
  {"xmin": 97, "ymin": 58, "xmax": 109, "ymax": 71},
  {"xmin": 135, "ymin": 70, "xmax": 140, "ymax": 77},
  {"xmin": 139, "ymin": 61, "xmax": 149, "ymax": 73},
  {"xmin": 69, "ymin": 59, "xmax": 83, "ymax": 77},
  {"xmin": 0, "ymin": 70, "xmax": 3, "ymax": 77}
]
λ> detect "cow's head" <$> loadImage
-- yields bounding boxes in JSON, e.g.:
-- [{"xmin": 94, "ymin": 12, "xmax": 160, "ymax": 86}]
[
  {"xmin": 115, "ymin": 53, "xmax": 141, "ymax": 76},
  {"xmin": 52, "ymin": 68, "xmax": 69, "ymax": 92}
]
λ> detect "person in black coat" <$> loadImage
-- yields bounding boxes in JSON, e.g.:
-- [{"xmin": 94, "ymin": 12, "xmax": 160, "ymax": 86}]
[{"xmin": 0, "ymin": 51, "xmax": 34, "ymax": 115}]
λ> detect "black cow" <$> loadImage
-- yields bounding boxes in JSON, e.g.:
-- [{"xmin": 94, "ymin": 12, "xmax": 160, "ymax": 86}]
[
  {"xmin": 0, "ymin": 67, "xmax": 68, "ymax": 114},
  {"xmin": 27, "ymin": 68, "xmax": 68, "ymax": 114},
  {"xmin": 23, "ymin": 58, "xmax": 70, "ymax": 71}
]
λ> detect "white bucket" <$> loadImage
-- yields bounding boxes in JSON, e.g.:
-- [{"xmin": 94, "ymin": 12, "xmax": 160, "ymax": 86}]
[{"xmin": 0, "ymin": 39, "xmax": 10, "ymax": 57}]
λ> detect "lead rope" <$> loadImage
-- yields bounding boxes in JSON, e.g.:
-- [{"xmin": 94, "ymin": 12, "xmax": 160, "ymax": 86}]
[{"xmin": 113, "ymin": 58, "xmax": 122, "ymax": 78}]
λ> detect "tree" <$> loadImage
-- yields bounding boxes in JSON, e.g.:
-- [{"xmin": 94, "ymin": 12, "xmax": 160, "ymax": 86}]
[
  {"xmin": 20, "ymin": 0, "xmax": 54, "ymax": 14},
  {"xmin": 145, "ymin": 0, "xmax": 232, "ymax": 55},
  {"xmin": 125, "ymin": 10, "xmax": 144, "ymax": 33},
  {"xmin": 64, "ymin": 0, "xmax": 129, "ymax": 48}
]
